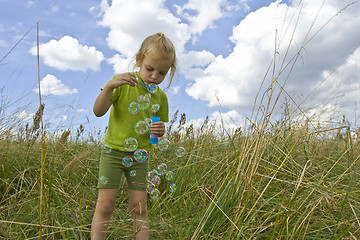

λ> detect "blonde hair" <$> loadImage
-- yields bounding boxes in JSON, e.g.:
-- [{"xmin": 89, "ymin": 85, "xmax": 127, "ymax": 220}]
[{"xmin": 135, "ymin": 33, "xmax": 177, "ymax": 87}]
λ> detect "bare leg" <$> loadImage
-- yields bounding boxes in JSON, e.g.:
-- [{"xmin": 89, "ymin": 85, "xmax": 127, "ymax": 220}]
[
  {"xmin": 128, "ymin": 189, "xmax": 150, "ymax": 240},
  {"xmin": 91, "ymin": 188, "xmax": 118, "ymax": 240}
]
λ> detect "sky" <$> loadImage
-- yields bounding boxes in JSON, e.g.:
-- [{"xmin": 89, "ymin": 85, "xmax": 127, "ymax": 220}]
[{"xmin": 0, "ymin": 0, "xmax": 359, "ymax": 137}]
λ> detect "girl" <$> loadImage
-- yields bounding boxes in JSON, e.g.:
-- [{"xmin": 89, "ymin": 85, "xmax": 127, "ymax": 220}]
[{"xmin": 91, "ymin": 33, "xmax": 177, "ymax": 240}]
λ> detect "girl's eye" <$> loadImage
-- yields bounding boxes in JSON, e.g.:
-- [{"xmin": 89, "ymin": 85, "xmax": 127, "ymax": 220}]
[{"xmin": 146, "ymin": 67, "xmax": 153, "ymax": 71}]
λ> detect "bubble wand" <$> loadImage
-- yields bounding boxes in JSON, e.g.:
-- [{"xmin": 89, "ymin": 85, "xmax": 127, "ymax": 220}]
[{"xmin": 135, "ymin": 75, "xmax": 158, "ymax": 93}]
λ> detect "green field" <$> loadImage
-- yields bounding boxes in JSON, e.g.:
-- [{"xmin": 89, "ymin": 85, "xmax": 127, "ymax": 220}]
[{"xmin": 1, "ymin": 106, "xmax": 359, "ymax": 239}]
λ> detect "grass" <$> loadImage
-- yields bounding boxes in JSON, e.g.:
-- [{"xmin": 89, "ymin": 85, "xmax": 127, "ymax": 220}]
[{"xmin": 0, "ymin": 107, "xmax": 359, "ymax": 239}]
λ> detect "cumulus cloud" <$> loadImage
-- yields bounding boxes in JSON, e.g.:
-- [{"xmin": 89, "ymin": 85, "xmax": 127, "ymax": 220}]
[
  {"xmin": 175, "ymin": 0, "xmax": 227, "ymax": 35},
  {"xmin": 183, "ymin": 109, "xmax": 246, "ymax": 135},
  {"xmin": 99, "ymin": 0, "xmax": 190, "ymax": 59},
  {"xmin": 29, "ymin": 36, "xmax": 104, "ymax": 72},
  {"xmin": 185, "ymin": 0, "xmax": 360, "ymax": 121},
  {"xmin": 16, "ymin": 110, "xmax": 34, "ymax": 121},
  {"xmin": 33, "ymin": 74, "xmax": 78, "ymax": 96}
]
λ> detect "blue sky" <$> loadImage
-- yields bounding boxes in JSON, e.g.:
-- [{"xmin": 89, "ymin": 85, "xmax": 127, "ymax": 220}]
[{"xmin": 1, "ymin": 0, "xmax": 359, "ymax": 137}]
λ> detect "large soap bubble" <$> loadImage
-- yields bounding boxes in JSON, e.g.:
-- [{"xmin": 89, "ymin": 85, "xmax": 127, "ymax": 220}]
[
  {"xmin": 176, "ymin": 147, "xmax": 185, "ymax": 157},
  {"xmin": 146, "ymin": 170, "xmax": 160, "ymax": 186},
  {"xmin": 138, "ymin": 95, "xmax": 150, "ymax": 110},
  {"xmin": 122, "ymin": 157, "xmax": 133, "ymax": 167},
  {"xmin": 158, "ymin": 139, "xmax": 170, "ymax": 151},
  {"xmin": 134, "ymin": 149, "xmax": 148, "ymax": 162},
  {"xmin": 156, "ymin": 163, "xmax": 167, "ymax": 176},
  {"xmin": 128, "ymin": 102, "xmax": 140, "ymax": 114},
  {"xmin": 124, "ymin": 137, "xmax": 138, "ymax": 151},
  {"xmin": 151, "ymin": 104, "xmax": 160, "ymax": 113},
  {"xmin": 134, "ymin": 120, "xmax": 150, "ymax": 135}
]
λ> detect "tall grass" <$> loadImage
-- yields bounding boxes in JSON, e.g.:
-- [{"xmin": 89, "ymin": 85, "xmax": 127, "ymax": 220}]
[
  {"xmin": 1, "ymin": 1, "xmax": 359, "ymax": 239},
  {"xmin": 0, "ymin": 104, "xmax": 359, "ymax": 239}
]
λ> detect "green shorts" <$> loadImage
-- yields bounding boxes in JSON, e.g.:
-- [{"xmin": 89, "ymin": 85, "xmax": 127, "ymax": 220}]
[{"xmin": 97, "ymin": 147, "xmax": 149, "ymax": 191}]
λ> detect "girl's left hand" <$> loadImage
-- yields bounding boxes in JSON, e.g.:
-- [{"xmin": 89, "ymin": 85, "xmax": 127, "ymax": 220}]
[{"xmin": 149, "ymin": 121, "xmax": 165, "ymax": 137}]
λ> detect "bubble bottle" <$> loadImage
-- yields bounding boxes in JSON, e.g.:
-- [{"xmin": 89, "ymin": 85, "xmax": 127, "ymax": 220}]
[{"xmin": 149, "ymin": 116, "xmax": 160, "ymax": 144}]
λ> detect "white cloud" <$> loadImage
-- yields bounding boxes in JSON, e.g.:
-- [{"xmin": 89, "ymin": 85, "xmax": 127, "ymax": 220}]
[
  {"xmin": 175, "ymin": 0, "xmax": 227, "ymax": 35},
  {"xmin": 33, "ymin": 74, "xmax": 78, "ymax": 96},
  {"xmin": 185, "ymin": 0, "xmax": 360, "ymax": 120},
  {"xmin": 29, "ymin": 36, "xmax": 104, "ymax": 72},
  {"xmin": 16, "ymin": 110, "xmax": 34, "ymax": 121},
  {"xmin": 99, "ymin": 0, "xmax": 190, "ymax": 72},
  {"xmin": 183, "ymin": 109, "xmax": 245, "ymax": 135},
  {"xmin": 178, "ymin": 50, "xmax": 216, "ymax": 69},
  {"xmin": 77, "ymin": 109, "xmax": 88, "ymax": 113},
  {"xmin": 0, "ymin": 40, "xmax": 8, "ymax": 48}
]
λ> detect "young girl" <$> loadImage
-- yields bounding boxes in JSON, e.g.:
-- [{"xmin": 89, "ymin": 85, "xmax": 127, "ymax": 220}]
[{"xmin": 91, "ymin": 33, "xmax": 177, "ymax": 240}]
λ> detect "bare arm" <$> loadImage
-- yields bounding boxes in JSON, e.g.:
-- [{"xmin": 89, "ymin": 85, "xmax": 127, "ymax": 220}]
[{"xmin": 93, "ymin": 72, "xmax": 138, "ymax": 117}]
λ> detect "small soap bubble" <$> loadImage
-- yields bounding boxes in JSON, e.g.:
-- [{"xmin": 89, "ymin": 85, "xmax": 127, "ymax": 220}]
[
  {"xmin": 146, "ymin": 184, "xmax": 155, "ymax": 194},
  {"xmin": 145, "ymin": 118, "xmax": 152, "ymax": 125},
  {"xmin": 102, "ymin": 144, "xmax": 112, "ymax": 153},
  {"xmin": 150, "ymin": 188, "xmax": 160, "ymax": 199},
  {"xmin": 176, "ymin": 147, "xmax": 185, "ymax": 157},
  {"xmin": 169, "ymin": 183, "xmax": 177, "ymax": 193},
  {"xmin": 165, "ymin": 171, "xmax": 174, "ymax": 180},
  {"xmin": 145, "ymin": 93, "xmax": 152, "ymax": 99},
  {"xmin": 151, "ymin": 104, "xmax": 160, "ymax": 113},
  {"xmin": 124, "ymin": 137, "xmax": 138, "ymax": 151},
  {"xmin": 99, "ymin": 176, "xmax": 108, "ymax": 185},
  {"xmin": 130, "ymin": 170, "xmax": 136, "ymax": 177},
  {"xmin": 148, "ymin": 84, "xmax": 158, "ymax": 94},
  {"xmin": 128, "ymin": 102, "xmax": 140, "ymax": 114},
  {"xmin": 146, "ymin": 170, "xmax": 160, "ymax": 186},
  {"xmin": 122, "ymin": 157, "xmax": 133, "ymax": 167},
  {"xmin": 156, "ymin": 163, "xmax": 167, "ymax": 176},
  {"xmin": 158, "ymin": 139, "xmax": 170, "ymax": 151},
  {"xmin": 138, "ymin": 95, "xmax": 150, "ymax": 110},
  {"xmin": 134, "ymin": 149, "xmax": 148, "ymax": 162},
  {"xmin": 134, "ymin": 120, "xmax": 150, "ymax": 135}
]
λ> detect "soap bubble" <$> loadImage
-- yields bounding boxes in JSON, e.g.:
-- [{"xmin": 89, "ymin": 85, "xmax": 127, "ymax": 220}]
[
  {"xmin": 165, "ymin": 171, "xmax": 174, "ymax": 180},
  {"xmin": 148, "ymin": 84, "xmax": 158, "ymax": 94},
  {"xmin": 102, "ymin": 144, "xmax": 112, "ymax": 154},
  {"xmin": 134, "ymin": 120, "xmax": 150, "ymax": 135},
  {"xmin": 134, "ymin": 149, "xmax": 148, "ymax": 162},
  {"xmin": 158, "ymin": 139, "xmax": 170, "ymax": 151},
  {"xmin": 151, "ymin": 104, "xmax": 160, "ymax": 113},
  {"xmin": 156, "ymin": 163, "xmax": 167, "ymax": 176},
  {"xmin": 124, "ymin": 137, "xmax": 138, "ymax": 152},
  {"xmin": 146, "ymin": 184, "xmax": 155, "ymax": 194},
  {"xmin": 146, "ymin": 170, "xmax": 160, "ymax": 186},
  {"xmin": 176, "ymin": 147, "xmax": 185, "ymax": 157},
  {"xmin": 128, "ymin": 102, "xmax": 140, "ymax": 114},
  {"xmin": 138, "ymin": 95, "xmax": 150, "ymax": 110},
  {"xmin": 145, "ymin": 118, "xmax": 152, "ymax": 125},
  {"xmin": 145, "ymin": 93, "xmax": 152, "ymax": 99},
  {"xmin": 99, "ymin": 176, "xmax": 108, "ymax": 185},
  {"xmin": 150, "ymin": 188, "xmax": 160, "ymax": 199},
  {"xmin": 122, "ymin": 157, "xmax": 133, "ymax": 167},
  {"xmin": 130, "ymin": 170, "xmax": 136, "ymax": 177},
  {"xmin": 169, "ymin": 183, "xmax": 177, "ymax": 193}
]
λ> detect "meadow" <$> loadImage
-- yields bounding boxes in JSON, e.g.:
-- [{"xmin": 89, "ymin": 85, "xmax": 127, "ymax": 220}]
[
  {"xmin": 1, "ymin": 2, "xmax": 359, "ymax": 239},
  {"xmin": 0, "ymin": 102, "xmax": 359, "ymax": 239}
]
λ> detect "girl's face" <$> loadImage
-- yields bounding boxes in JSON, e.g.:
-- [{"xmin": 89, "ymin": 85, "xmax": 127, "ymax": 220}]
[{"xmin": 137, "ymin": 53, "xmax": 173, "ymax": 86}]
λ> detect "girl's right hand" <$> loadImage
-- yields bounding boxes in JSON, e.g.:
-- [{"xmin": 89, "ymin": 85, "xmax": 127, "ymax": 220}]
[{"xmin": 105, "ymin": 72, "xmax": 138, "ymax": 89}]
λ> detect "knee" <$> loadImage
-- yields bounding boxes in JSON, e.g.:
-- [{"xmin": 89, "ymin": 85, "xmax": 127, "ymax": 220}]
[
  {"xmin": 130, "ymin": 202, "xmax": 148, "ymax": 217},
  {"xmin": 96, "ymin": 199, "xmax": 115, "ymax": 216}
]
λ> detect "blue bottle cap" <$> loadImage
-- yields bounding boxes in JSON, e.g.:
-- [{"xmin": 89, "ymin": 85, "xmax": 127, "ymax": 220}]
[
  {"xmin": 149, "ymin": 137, "xmax": 159, "ymax": 144},
  {"xmin": 151, "ymin": 116, "xmax": 160, "ymax": 123}
]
